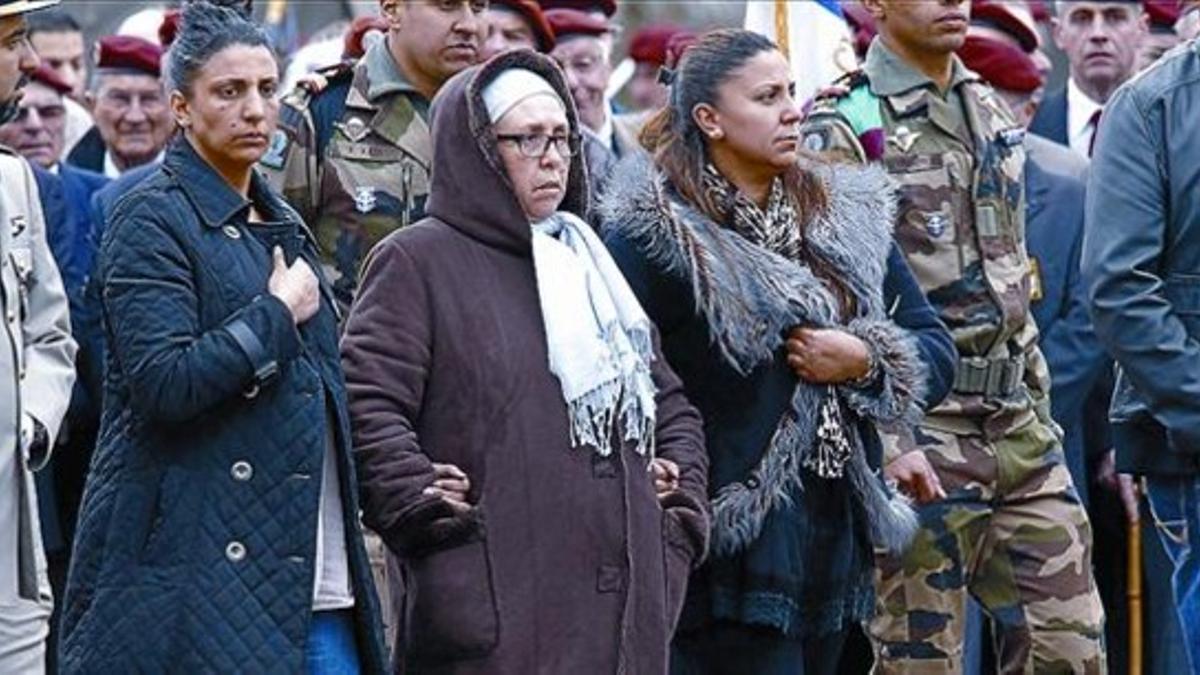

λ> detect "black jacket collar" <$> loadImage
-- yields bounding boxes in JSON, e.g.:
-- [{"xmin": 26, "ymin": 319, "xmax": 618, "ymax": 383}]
[{"xmin": 163, "ymin": 137, "xmax": 292, "ymax": 228}]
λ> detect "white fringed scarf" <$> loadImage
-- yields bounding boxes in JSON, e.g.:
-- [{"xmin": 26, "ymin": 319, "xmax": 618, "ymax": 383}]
[{"xmin": 531, "ymin": 212, "xmax": 657, "ymax": 458}]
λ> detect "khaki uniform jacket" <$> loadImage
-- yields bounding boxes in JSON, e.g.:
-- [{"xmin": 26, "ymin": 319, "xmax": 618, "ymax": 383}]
[{"xmin": 0, "ymin": 146, "xmax": 76, "ymax": 609}]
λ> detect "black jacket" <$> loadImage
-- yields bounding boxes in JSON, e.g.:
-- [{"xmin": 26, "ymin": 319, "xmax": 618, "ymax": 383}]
[
  {"xmin": 59, "ymin": 138, "xmax": 388, "ymax": 672},
  {"xmin": 65, "ymin": 126, "xmax": 105, "ymax": 174},
  {"xmin": 602, "ymin": 156, "xmax": 956, "ymax": 642},
  {"xmin": 1083, "ymin": 40, "xmax": 1200, "ymax": 476}
]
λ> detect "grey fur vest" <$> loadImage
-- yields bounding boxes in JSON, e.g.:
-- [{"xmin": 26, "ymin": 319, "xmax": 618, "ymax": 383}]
[{"xmin": 601, "ymin": 154, "xmax": 927, "ymax": 555}]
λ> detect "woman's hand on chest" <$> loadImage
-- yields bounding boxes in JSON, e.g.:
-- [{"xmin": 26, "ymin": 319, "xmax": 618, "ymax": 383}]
[
  {"xmin": 784, "ymin": 327, "xmax": 870, "ymax": 384},
  {"xmin": 268, "ymin": 246, "xmax": 320, "ymax": 324}
]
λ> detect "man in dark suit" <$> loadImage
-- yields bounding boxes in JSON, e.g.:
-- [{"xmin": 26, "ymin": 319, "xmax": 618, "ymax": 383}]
[
  {"xmin": 66, "ymin": 35, "xmax": 171, "ymax": 177},
  {"xmin": 1030, "ymin": 0, "xmax": 1147, "ymax": 154},
  {"xmin": 546, "ymin": 8, "xmax": 644, "ymax": 204}
]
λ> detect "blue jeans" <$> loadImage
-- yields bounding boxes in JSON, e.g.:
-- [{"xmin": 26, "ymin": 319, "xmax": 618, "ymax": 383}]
[
  {"xmin": 1146, "ymin": 475, "xmax": 1200, "ymax": 675},
  {"xmin": 306, "ymin": 610, "xmax": 361, "ymax": 675}
]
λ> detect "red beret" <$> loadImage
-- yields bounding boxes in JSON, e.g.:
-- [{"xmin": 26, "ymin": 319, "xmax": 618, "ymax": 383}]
[
  {"xmin": 958, "ymin": 34, "xmax": 1044, "ymax": 93},
  {"xmin": 664, "ymin": 31, "xmax": 698, "ymax": 70},
  {"xmin": 30, "ymin": 64, "xmax": 71, "ymax": 96},
  {"xmin": 842, "ymin": 3, "xmax": 877, "ymax": 58},
  {"xmin": 629, "ymin": 24, "xmax": 691, "ymax": 66},
  {"xmin": 492, "ymin": 0, "xmax": 556, "ymax": 52},
  {"xmin": 1027, "ymin": 0, "xmax": 1051, "ymax": 23},
  {"xmin": 544, "ymin": 8, "xmax": 610, "ymax": 40},
  {"xmin": 971, "ymin": 0, "xmax": 1040, "ymax": 52},
  {"xmin": 158, "ymin": 9, "xmax": 180, "ymax": 49},
  {"xmin": 1145, "ymin": 0, "xmax": 1181, "ymax": 31},
  {"xmin": 95, "ymin": 35, "xmax": 162, "ymax": 78},
  {"xmin": 343, "ymin": 15, "xmax": 389, "ymax": 60},
  {"xmin": 538, "ymin": 0, "xmax": 616, "ymax": 17}
]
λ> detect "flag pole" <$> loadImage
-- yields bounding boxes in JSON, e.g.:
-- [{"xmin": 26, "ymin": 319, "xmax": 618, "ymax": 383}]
[{"xmin": 774, "ymin": 0, "xmax": 790, "ymax": 57}]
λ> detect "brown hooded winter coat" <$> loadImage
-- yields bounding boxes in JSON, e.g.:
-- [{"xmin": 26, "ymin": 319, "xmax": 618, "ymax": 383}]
[{"xmin": 340, "ymin": 49, "xmax": 710, "ymax": 674}]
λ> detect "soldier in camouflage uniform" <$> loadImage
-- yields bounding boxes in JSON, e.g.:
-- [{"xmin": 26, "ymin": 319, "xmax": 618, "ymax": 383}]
[
  {"xmin": 800, "ymin": 2, "xmax": 1105, "ymax": 672},
  {"xmin": 260, "ymin": 0, "xmax": 487, "ymax": 306}
]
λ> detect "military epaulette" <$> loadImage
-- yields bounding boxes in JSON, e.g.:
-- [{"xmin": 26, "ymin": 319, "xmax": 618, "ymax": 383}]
[
  {"xmin": 281, "ymin": 60, "xmax": 355, "ymax": 110},
  {"xmin": 805, "ymin": 70, "xmax": 886, "ymax": 161}
]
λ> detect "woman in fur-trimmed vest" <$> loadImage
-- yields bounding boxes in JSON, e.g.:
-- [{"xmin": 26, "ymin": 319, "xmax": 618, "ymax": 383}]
[{"xmin": 600, "ymin": 30, "xmax": 956, "ymax": 674}]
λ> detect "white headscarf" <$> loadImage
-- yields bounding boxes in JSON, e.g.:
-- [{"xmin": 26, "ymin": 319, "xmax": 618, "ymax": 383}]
[
  {"xmin": 484, "ymin": 68, "xmax": 657, "ymax": 458},
  {"xmin": 482, "ymin": 68, "xmax": 561, "ymax": 123}
]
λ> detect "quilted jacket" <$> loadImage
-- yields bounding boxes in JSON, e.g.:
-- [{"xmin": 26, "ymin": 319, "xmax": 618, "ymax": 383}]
[{"xmin": 58, "ymin": 138, "xmax": 387, "ymax": 673}]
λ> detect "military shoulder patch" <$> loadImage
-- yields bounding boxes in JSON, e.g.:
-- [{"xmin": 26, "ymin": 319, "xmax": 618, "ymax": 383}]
[
  {"xmin": 803, "ymin": 128, "xmax": 831, "ymax": 152},
  {"xmin": 259, "ymin": 129, "xmax": 290, "ymax": 170}
]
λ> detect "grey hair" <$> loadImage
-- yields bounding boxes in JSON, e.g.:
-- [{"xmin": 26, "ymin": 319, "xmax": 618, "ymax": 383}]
[
  {"xmin": 166, "ymin": 1, "xmax": 273, "ymax": 95},
  {"xmin": 1052, "ymin": 0, "xmax": 1143, "ymax": 16}
]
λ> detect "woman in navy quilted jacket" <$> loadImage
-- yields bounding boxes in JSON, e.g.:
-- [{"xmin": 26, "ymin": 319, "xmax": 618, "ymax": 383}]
[{"xmin": 58, "ymin": 3, "xmax": 386, "ymax": 672}]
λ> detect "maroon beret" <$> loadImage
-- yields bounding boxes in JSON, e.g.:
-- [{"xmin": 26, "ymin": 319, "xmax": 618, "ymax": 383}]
[
  {"xmin": 538, "ymin": 0, "xmax": 616, "ymax": 17},
  {"xmin": 544, "ymin": 8, "xmax": 610, "ymax": 40},
  {"xmin": 971, "ymin": 0, "xmax": 1040, "ymax": 52},
  {"xmin": 842, "ymin": 3, "xmax": 877, "ymax": 59},
  {"xmin": 343, "ymin": 15, "xmax": 389, "ymax": 60},
  {"xmin": 158, "ymin": 9, "xmax": 181, "ymax": 48},
  {"xmin": 629, "ymin": 24, "xmax": 691, "ymax": 66},
  {"xmin": 1028, "ymin": 0, "xmax": 1052, "ymax": 23},
  {"xmin": 95, "ymin": 35, "xmax": 163, "ymax": 78},
  {"xmin": 958, "ymin": 34, "xmax": 1044, "ymax": 93},
  {"xmin": 492, "ymin": 0, "xmax": 556, "ymax": 52},
  {"xmin": 664, "ymin": 31, "xmax": 698, "ymax": 70},
  {"xmin": 30, "ymin": 64, "xmax": 71, "ymax": 95},
  {"xmin": 1145, "ymin": 0, "xmax": 1182, "ymax": 31}
]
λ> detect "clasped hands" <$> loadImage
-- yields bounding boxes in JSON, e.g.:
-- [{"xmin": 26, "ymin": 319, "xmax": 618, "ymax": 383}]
[{"xmin": 423, "ymin": 457, "xmax": 683, "ymax": 514}]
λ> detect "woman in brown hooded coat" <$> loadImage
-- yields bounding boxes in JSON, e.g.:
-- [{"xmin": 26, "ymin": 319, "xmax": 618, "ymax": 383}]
[{"xmin": 340, "ymin": 49, "xmax": 710, "ymax": 674}]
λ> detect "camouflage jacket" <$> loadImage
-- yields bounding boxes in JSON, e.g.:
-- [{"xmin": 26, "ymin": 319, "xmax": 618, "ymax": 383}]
[
  {"xmin": 801, "ymin": 40, "xmax": 1053, "ymax": 440},
  {"xmin": 260, "ymin": 38, "xmax": 432, "ymax": 305}
]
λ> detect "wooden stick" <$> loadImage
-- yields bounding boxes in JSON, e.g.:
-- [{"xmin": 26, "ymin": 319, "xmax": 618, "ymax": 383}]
[{"xmin": 1129, "ymin": 513, "xmax": 1143, "ymax": 675}]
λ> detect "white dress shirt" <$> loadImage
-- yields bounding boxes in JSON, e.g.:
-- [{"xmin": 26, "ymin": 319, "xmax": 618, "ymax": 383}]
[{"xmin": 1067, "ymin": 77, "xmax": 1104, "ymax": 157}]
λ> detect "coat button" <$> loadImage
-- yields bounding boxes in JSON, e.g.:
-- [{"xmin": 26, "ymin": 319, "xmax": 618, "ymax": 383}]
[
  {"xmin": 225, "ymin": 541, "xmax": 247, "ymax": 562},
  {"xmin": 243, "ymin": 383, "xmax": 260, "ymax": 399},
  {"xmin": 744, "ymin": 475, "xmax": 760, "ymax": 489},
  {"xmin": 230, "ymin": 460, "xmax": 253, "ymax": 482}
]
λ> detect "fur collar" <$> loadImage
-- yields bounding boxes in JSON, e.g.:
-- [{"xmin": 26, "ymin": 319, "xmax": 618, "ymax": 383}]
[{"xmin": 600, "ymin": 153, "xmax": 898, "ymax": 373}]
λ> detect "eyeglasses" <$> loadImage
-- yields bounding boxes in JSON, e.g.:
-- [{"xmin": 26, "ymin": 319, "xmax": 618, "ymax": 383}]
[{"xmin": 495, "ymin": 132, "xmax": 579, "ymax": 159}]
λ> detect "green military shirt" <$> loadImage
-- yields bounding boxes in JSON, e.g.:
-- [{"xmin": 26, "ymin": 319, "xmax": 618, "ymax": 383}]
[
  {"xmin": 260, "ymin": 38, "xmax": 433, "ymax": 305},
  {"xmin": 802, "ymin": 39, "xmax": 1053, "ymax": 441}
]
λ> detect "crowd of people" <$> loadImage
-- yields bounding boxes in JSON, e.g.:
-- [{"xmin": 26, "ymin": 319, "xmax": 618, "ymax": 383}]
[{"xmin": 2, "ymin": 0, "xmax": 1200, "ymax": 673}]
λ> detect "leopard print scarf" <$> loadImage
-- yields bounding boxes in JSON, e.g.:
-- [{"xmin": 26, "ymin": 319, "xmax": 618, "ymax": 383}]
[{"xmin": 701, "ymin": 164, "xmax": 855, "ymax": 479}]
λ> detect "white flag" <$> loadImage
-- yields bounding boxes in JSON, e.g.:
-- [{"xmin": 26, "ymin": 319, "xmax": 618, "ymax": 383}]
[{"xmin": 744, "ymin": 0, "xmax": 858, "ymax": 102}]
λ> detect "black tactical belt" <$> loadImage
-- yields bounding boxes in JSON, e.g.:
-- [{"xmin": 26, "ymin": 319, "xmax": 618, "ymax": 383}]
[{"xmin": 953, "ymin": 356, "xmax": 1025, "ymax": 398}]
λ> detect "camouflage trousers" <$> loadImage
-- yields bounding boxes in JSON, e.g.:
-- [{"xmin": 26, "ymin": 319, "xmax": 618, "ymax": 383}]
[{"xmin": 870, "ymin": 418, "xmax": 1106, "ymax": 674}]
